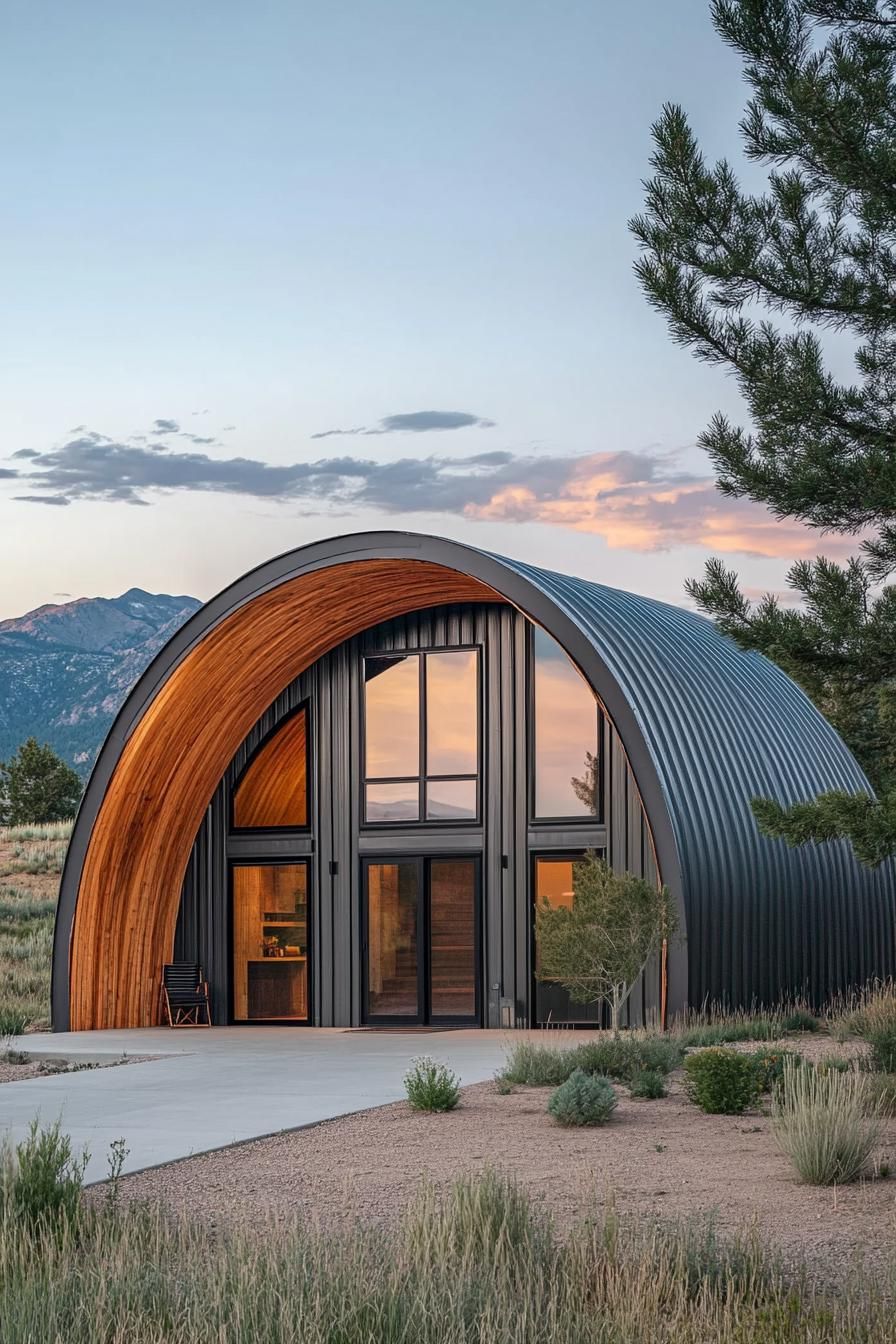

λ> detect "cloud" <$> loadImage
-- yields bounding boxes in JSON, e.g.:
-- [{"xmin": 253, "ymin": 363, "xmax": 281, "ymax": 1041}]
[
  {"xmin": 311, "ymin": 410, "xmax": 495, "ymax": 439},
  {"xmin": 151, "ymin": 418, "xmax": 180, "ymax": 435},
  {"xmin": 0, "ymin": 468, "xmax": 18, "ymax": 479},
  {"xmin": 14, "ymin": 493, "xmax": 71, "ymax": 506},
  {"xmin": 11, "ymin": 449, "xmax": 39, "ymax": 459},
  {"xmin": 1, "ymin": 426, "xmax": 852, "ymax": 562}
]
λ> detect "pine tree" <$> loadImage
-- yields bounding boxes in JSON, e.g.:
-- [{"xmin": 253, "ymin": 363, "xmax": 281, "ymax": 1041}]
[
  {"xmin": 630, "ymin": 0, "xmax": 896, "ymax": 864},
  {"xmin": 0, "ymin": 738, "xmax": 82, "ymax": 826}
]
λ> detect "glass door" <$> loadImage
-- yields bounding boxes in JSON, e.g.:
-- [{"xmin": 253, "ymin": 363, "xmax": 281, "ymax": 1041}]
[
  {"xmin": 232, "ymin": 861, "xmax": 310, "ymax": 1022},
  {"xmin": 363, "ymin": 857, "xmax": 479, "ymax": 1025},
  {"xmin": 365, "ymin": 860, "xmax": 421, "ymax": 1019}
]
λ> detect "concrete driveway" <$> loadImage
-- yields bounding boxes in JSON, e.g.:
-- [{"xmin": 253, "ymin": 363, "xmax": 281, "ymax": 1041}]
[{"xmin": 0, "ymin": 1028, "xmax": 514, "ymax": 1183}]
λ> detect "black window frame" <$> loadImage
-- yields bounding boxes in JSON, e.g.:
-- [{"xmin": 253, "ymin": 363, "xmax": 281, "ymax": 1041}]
[
  {"xmin": 360, "ymin": 851, "xmax": 483, "ymax": 1027},
  {"xmin": 228, "ymin": 854, "xmax": 313, "ymax": 1026},
  {"xmin": 530, "ymin": 848, "xmax": 607, "ymax": 1028},
  {"xmin": 361, "ymin": 646, "xmax": 482, "ymax": 828},
  {"xmin": 528, "ymin": 626, "xmax": 604, "ymax": 827}
]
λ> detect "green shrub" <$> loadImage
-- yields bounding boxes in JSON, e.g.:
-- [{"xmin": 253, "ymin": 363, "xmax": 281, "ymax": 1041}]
[
  {"xmin": 772, "ymin": 1059, "xmax": 881, "ymax": 1186},
  {"xmin": 683, "ymin": 1049, "xmax": 760, "ymax": 1115},
  {"xmin": 567, "ymin": 1037, "xmax": 633, "ymax": 1080},
  {"xmin": 1, "ymin": 1119, "xmax": 88, "ymax": 1229},
  {"xmin": 499, "ymin": 1041, "xmax": 577, "ymax": 1087},
  {"xmin": 750, "ymin": 1047, "xmax": 801, "ymax": 1093},
  {"xmin": 780, "ymin": 1009, "xmax": 820, "ymax": 1033},
  {"xmin": 404, "ymin": 1057, "xmax": 461, "ymax": 1112},
  {"xmin": 569, "ymin": 1035, "xmax": 681, "ymax": 1082},
  {"xmin": 635, "ymin": 1035, "xmax": 684, "ymax": 1075},
  {"xmin": 629, "ymin": 1068, "xmax": 666, "ymax": 1099},
  {"xmin": 815, "ymin": 1054, "xmax": 852, "ymax": 1075},
  {"xmin": 548, "ymin": 1070, "xmax": 617, "ymax": 1127},
  {"xmin": 867, "ymin": 1027, "xmax": 896, "ymax": 1073},
  {"xmin": 500, "ymin": 1034, "xmax": 682, "ymax": 1090},
  {"xmin": 0, "ymin": 1006, "xmax": 29, "ymax": 1042}
]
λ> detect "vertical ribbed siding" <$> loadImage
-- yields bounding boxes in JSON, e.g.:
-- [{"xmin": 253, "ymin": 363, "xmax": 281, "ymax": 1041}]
[
  {"xmin": 500, "ymin": 557, "xmax": 896, "ymax": 1009},
  {"xmin": 176, "ymin": 599, "xmax": 655, "ymax": 1025}
]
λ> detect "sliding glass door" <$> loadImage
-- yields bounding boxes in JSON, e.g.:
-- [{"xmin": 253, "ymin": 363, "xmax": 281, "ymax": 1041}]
[{"xmin": 363, "ymin": 856, "xmax": 479, "ymax": 1025}]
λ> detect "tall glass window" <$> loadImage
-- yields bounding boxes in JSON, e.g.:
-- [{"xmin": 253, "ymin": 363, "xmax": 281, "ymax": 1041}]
[
  {"xmin": 363, "ymin": 650, "xmax": 479, "ymax": 823},
  {"xmin": 532, "ymin": 628, "xmax": 599, "ymax": 819}
]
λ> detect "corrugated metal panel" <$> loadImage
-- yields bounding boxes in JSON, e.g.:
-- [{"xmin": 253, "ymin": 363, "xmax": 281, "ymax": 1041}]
[{"xmin": 493, "ymin": 556, "xmax": 896, "ymax": 1008}]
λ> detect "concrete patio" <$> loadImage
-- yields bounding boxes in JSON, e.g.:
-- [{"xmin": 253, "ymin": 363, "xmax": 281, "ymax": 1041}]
[{"xmin": 0, "ymin": 1027, "xmax": 515, "ymax": 1183}]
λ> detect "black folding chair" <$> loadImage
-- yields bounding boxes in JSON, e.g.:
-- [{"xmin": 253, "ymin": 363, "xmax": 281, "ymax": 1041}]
[{"xmin": 161, "ymin": 963, "xmax": 212, "ymax": 1027}]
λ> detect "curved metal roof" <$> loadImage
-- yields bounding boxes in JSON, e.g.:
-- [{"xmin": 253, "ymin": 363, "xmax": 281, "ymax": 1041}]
[
  {"xmin": 53, "ymin": 530, "xmax": 895, "ymax": 1024},
  {"xmin": 488, "ymin": 552, "xmax": 895, "ymax": 1004}
]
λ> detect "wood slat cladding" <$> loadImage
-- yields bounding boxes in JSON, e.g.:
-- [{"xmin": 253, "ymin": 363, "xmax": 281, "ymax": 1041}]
[
  {"xmin": 68, "ymin": 560, "xmax": 499, "ymax": 1029},
  {"xmin": 232, "ymin": 709, "xmax": 308, "ymax": 829}
]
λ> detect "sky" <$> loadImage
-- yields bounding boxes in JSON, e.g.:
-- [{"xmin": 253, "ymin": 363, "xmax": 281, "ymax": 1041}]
[{"xmin": 0, "ymin": 1, "xmax": 856, "ymax": 617}]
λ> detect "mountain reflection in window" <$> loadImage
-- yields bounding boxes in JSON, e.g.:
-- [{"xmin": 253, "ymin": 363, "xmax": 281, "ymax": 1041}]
[
  {"xmin": 532, "ymin": 628, "xmax": 599, "ymax": 818},
  {"xmin": 363, "ymin": 650, "xmax": 479, "ymax": 824}
]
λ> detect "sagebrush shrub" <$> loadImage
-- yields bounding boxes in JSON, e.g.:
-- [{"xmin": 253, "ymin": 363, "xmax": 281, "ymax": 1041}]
[
  {"xmin": 404, "ymin": 1058, "xmax": 461, "ymax": 1112},
  {"xmin": 570, "ymin": 1035, "xmax": 681, "ymax": 1082},
  {"xmin": 629, "ymin": 1068, "xmax": 666, "ymax": 1099},
  {"xmin": 499, "ymin": 1042, "xmax": 577, "ymax": 1088},
  {"xmin": 683, "ymin": 1049, "xmax": 760, "ymax": 1115},
  {"xmin": 773, "ymin": 1060, "xmax": 881, "ymax": 1185},
  {"xmin": 499, "ymin": 1035, "xmax": 682, "ymax": 1090},
  {"xmin": 1, "ymin": 1119, "xmax": 88, "ymax": 1228},
  {"xmin": 547, "ymin": 1070, "xmax": 617, "ymax": 1127}
]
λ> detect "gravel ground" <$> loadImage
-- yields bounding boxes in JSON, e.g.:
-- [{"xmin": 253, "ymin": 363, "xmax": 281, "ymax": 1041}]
[
  {"xmin": 114, "ymin": 1033, "xmax": 896, "ymax": 1285},
  {"xmin": 0, "ymin": 1054, "xmax": 155, "ymax": 1085}
]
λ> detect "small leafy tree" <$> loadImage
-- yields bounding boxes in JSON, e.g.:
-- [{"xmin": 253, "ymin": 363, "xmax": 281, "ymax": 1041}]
[
  {"xmin": 0, "ymin": 738, "xmax": 82, "ymax": 826},
  {"xmin": 535, "ymin": 852, "xmax": 676, "ymax": 1036}
]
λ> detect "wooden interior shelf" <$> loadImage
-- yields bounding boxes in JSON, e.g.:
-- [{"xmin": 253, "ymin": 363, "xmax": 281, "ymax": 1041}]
[{"xmin": 233, "ymin": 863, "xmax": 310, "ymax": 1021}]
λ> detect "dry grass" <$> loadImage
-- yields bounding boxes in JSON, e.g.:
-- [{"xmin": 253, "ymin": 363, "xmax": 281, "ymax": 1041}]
[
  {"xmin": 0, "ymin": 823, "xmax": 67, "ymax": 1031},
  {"xmin": 4, "ymin": 1162, "xmax": 896, "ymax": 1343},
  {"xmin": 772, "ymin": 1059, "xmax": 882, "ymax": 1185}
]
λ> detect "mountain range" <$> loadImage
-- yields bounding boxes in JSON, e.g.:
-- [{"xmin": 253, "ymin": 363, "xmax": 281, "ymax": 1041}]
[{"xmin": 0, "ymin": 589, "xmax": 202, "ymax": 775}]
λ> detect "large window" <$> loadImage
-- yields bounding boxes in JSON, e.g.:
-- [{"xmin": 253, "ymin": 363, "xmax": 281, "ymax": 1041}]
[
  {"xmin": 532, "ymin": 628, "xmax": 599, "ymax": 819},
  {"xmin": 232, "ymin": 708, "xmax": 308, "ymax": 830},
  {"xmin": 363, "ymin": 650, "xmax": 479, "ymax": 824}
]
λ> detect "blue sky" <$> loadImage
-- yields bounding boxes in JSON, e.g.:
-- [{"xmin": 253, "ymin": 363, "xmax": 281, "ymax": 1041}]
[{"xmin": 0, "ymin": 2, "xmax": 850, "ymax": 615}]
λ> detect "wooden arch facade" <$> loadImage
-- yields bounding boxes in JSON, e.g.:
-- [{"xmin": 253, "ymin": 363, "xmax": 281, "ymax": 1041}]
[{"xmin": 53, "ymin": 534, "xmax": 683, "ymax": 1031}]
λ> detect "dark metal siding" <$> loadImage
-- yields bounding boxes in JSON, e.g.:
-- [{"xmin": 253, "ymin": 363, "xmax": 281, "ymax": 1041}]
[
  {"xmin": 495, "ymin": 556, "xmax": 896, "ymax": 1009},
  {"xmin": 175, "ymin": 601, "xmax": 655, "ymax": 1026}
]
